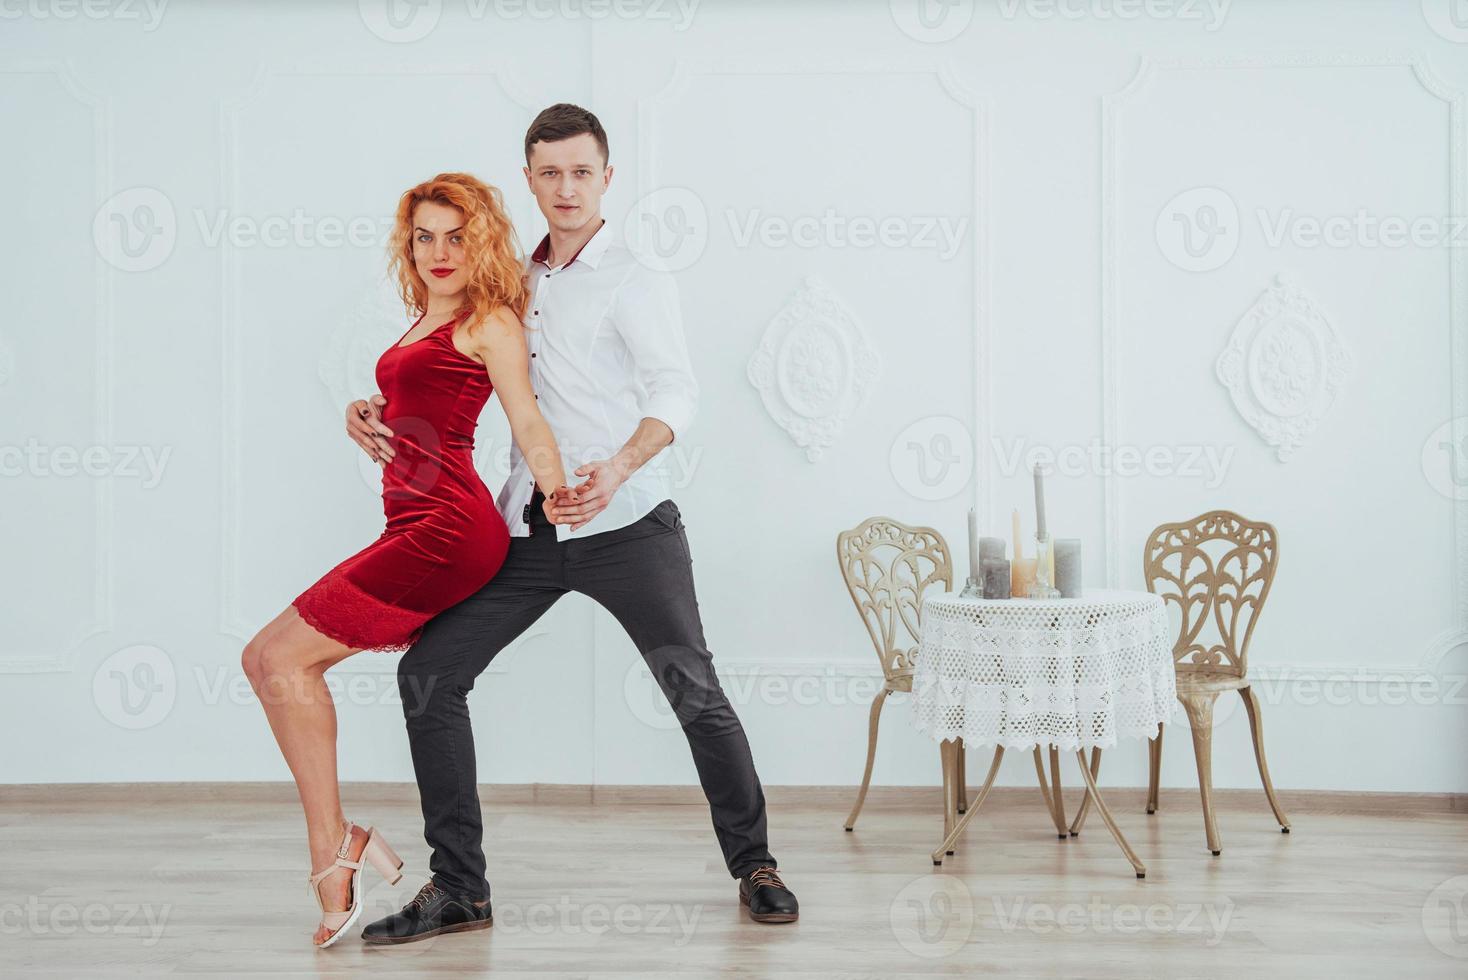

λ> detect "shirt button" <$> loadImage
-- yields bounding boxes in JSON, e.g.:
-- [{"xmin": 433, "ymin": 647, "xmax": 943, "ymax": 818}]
[{"xmin": 531, "ymin": 352, "xmax": 537, "ymax": 358}]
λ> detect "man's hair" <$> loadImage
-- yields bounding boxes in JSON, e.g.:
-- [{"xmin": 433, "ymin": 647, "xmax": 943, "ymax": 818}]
[{"xmin": 524, "ymin": 103, "xmax": 609, "ymax": 166}]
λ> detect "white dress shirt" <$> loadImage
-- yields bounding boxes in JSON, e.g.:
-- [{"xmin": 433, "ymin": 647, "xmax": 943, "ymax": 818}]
[{"xmin": 495, "ymin": 219, "xmax": 699, "ymax": 540}]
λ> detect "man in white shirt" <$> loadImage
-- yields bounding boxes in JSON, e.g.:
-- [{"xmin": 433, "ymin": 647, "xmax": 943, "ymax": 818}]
[{"xmin": 347, "ymin": 105, "xmax": 797, "ymax": 944}]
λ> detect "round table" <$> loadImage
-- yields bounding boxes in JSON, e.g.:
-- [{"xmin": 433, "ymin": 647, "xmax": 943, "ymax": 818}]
[{"xmin": 910, "ymin": 588, "xmax": 1177, "ymax": 876}]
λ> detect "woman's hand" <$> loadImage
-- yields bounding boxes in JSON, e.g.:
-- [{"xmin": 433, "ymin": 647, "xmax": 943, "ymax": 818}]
[{"xmin": 345, "ymin": 394, "xmax": 394, "ymax": 464}]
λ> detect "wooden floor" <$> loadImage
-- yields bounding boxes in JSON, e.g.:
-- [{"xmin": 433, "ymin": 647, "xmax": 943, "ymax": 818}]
[{"xmin": 3, "ymin": 783, "xmax": 1465, "ymax": 977}]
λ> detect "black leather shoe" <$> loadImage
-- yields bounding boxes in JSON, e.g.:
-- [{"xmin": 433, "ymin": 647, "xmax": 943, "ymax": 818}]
[
  {"xmin": 360, "ymin": 881, "xmax": 492, "ymax": 945},
  {"xmin": 739, "ymin": 866, "xmax": 799, "ymax": 923}
]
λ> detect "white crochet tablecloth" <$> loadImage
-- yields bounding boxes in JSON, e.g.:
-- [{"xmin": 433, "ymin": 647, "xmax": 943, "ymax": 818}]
[{"xmin": 911, "ymin": 589, "xmax": 1177, "ymax": 752}]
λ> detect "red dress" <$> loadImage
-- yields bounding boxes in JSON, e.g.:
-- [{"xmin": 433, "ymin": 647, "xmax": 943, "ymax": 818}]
[{"xmin": 293, "ymin": 310, "xmax": 511, "ymax": 652}]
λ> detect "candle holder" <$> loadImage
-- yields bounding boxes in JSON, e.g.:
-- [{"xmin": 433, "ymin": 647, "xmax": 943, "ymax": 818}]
[
  {"xmin": 959, "ymin": 575, "xmax": 983, "ymax": 599},
  {"xmin": 1026, "ymin": 533, "xmax": 1059, "ymax": 599}
]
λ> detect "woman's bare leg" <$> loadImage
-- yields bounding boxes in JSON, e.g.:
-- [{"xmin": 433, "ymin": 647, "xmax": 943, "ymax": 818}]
[{"xmin": 241, "ymin": 605, "xmax": 365, "ymax": 944}]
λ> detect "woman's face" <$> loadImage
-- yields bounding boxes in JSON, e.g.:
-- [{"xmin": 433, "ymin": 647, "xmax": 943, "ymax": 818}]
[{"xmin": 411, "ymin": 200, "xmax": 470, "ymax": 300}]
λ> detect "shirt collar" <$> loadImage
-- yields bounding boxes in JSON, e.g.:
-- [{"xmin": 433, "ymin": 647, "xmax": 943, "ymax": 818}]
[{"xmin": 529, "ymin": 218, "xmax": 610, "ymax": 271}]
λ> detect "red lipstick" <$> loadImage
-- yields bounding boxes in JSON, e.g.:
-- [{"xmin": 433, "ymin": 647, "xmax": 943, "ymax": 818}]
[{"xmin": 429, "ymin": 267, "xmax": 454, "ymax": 278}]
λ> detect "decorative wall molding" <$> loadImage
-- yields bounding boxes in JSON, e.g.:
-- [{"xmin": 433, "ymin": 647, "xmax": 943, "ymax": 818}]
[
  {"xmin": 217, "ymin": 64, "xmax": 540, "ymax": 640},
  {"xmin": 1101, "ymin": 52, "xmax": 1468, "ymax": 669},
  {"xmin": 746, "ymin": 276, "xmax": 882, "ymax": 461},
  {"xmin": 0, "ymin": 61, "xmax": 114, "ymax": 673},
  {"xmin": 636, "ymin": 58, "xmax": 990, "ymax": 504},
  {"xmin": 1214, "ymin": 273, "xmax": 1353, "ymax": 462}
]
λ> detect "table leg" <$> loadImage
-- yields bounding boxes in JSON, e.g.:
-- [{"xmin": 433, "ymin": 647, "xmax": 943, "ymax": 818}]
[
  {"xmin": 1033, "ymin": 747, "xmax": 1068, "ymax": 839},
  {"xmin": 1068, "ymin": 747, "xmax": 1102, "ymax": 837},
  {"xmin": 930, "ymin": 746, "xmax": 1005, "ymax": 865},
  {"xmin": 1072, "ymin": 749, "xmax": 1147, "ymax": 878},
  {"xmin": 1048, "ymin": 746, "xmax": 1067, "ymax": 839}
]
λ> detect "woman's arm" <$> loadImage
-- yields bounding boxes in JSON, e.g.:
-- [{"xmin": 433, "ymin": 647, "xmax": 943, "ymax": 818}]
[{"xmin": 468, "ymin": 307, "xmax": 569, "ymax": 500}]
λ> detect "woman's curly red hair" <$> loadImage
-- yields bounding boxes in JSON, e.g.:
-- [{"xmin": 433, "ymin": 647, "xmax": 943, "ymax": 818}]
[{"xmin": 388, "ymin": 172, "xmax": 529, "ymax": 330}]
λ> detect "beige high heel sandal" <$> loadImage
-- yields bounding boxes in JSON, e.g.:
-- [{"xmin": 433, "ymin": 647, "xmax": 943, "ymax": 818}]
[{"xmin": 308, "ymin": 821, "xmax": 404, "ymax": 948}]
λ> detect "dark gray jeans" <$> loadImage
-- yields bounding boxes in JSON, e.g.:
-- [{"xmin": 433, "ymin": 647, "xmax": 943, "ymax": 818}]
[{"xmin": 397, "ymin": 494, "xmax": 777, "ymax": 902}]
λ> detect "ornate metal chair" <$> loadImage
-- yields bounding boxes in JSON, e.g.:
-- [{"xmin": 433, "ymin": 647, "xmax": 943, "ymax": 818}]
[
  {"xmin": 837, "ymin": 517, "xmax": 967, "ymax": 831},
  {"xmin": 1142, "ymin": 510, "xmax": 1292, "ymax": 854}
]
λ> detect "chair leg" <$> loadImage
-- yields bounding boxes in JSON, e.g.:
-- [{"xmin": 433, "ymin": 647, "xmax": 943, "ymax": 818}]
[
  {"xmin": 1179, "ymin": 692, "xmax": 1222, "ymax": 855},
  {"xmin": 956, "ymin": 741, "xmax": 968, "ymax": 814},
  {"xmin": 844, "ymin": 688, "xmax": 889, "ymax": 831},
  {"xmin": 1146, "ymin": 724, "xmax": 1163, "ymax": 814},
  {"xmin": 1067, "ymin": 747, "xmax": 1101, "ymax": 837},
  {"xmin": 1240, "ymin": 685, "xmax": 1291, "ymax": 833}
]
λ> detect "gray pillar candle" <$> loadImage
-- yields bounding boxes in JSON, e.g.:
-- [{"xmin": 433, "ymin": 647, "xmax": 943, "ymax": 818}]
[
  {"xmin": 982, "ymin": 558, "xmax": 1011, "ymax": 599},
  {"xmin": 979, "ymin": 536, "xmax": 1005, "ymax": 566},
  {"xmin": 1054, "ymin": 538, "xmax": 1082, "ymax": 598},
  {"xmin": 1033, "ymin": 463, "xmax": 1048, "ymax": 541}
]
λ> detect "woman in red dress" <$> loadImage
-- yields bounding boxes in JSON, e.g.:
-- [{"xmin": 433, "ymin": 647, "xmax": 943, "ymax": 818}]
[{"xmin": 241, "ymin": 173, "xmax": 573, "ymax": 947}]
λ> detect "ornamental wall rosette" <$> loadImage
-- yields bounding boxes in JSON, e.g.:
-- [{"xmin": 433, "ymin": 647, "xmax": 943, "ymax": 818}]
[
  {"xmin": 1214, "ymin": 274, "xmax": 1353, "ymax": 462},
  {"xmin": 746, "ymin": 277, "xmax": 882, "ymax": 461}
]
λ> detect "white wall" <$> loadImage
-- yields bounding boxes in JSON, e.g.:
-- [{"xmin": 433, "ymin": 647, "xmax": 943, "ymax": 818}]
[{"xmin": 2, "ymin": 0, "xmax": 1465, "ymax": 794}]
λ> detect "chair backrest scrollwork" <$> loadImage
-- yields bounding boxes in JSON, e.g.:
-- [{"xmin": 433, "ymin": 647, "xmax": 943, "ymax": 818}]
[
  {"xmin": 836, "ymin": 517, "xmax": 953, "ymax": 682},
  {"xmin": 1142, "ymin": 510, "xmax": 1279, "ymax": 680}
]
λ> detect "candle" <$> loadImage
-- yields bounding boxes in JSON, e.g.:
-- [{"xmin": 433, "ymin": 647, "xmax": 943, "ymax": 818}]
[
  {"xmin": 982, "ymin": 558, "xmax": 1011, "ymax": 599},
  {"xmin": 980, "ymin": 536, "xmax": 1004, "ymax": 566},
  {"xmin": 1013, "ymin": 557, "xmax": 1037, "ymax": 598},
  {"xmin": 1012, "ymin": 508, "xmax": 1023, "ymax": 563},
  {"xmin": 1033, "ymin": 463, "xmax": 1047, "ymax": 541},
  {"xmin": 1055, "ymin": 538, "xmax": 1082, "ymax": 598},
  {"xmin": 967, "ymin": 508, "xmax": 980, "ymax": 582}
]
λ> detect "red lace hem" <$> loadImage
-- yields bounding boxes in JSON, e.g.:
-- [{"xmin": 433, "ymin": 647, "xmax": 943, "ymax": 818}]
[{"xmin": 292, "ymin": 571, "xmax": 427, "ymax": 653}]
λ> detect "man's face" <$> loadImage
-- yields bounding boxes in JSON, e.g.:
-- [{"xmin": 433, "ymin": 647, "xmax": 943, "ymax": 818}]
[{"xmin": 524, "ymin": 133, "xmax": 612, "ymax": 234}]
